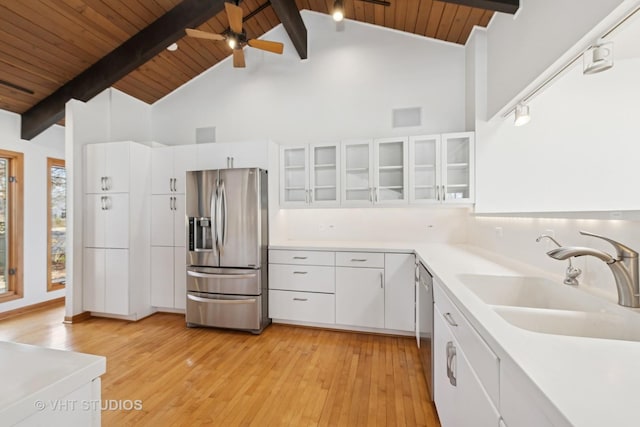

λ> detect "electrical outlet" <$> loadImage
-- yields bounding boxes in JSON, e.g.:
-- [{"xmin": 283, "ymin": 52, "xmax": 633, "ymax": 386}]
[{"xmin": 494, "ymin": 227, "xmax": 503, "ymax": 238}]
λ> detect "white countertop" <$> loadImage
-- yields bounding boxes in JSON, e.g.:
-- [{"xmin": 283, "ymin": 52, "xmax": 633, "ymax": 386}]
[
  {"xmin": 270, "ymin": 240, "xmax": 640, "ymax": 427},
  {"xmin": 0, "ymin": 341, "xmax": 106, "ymax": 425}
]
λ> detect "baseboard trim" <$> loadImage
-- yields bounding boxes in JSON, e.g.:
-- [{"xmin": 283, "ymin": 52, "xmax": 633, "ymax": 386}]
[
  {"xmin": 63, "ymin": 311, "xmax": 92, "ymax": 324},
  {"xmin": 0, "ymin": 297, "xmax": 65, "ymax": 321}
]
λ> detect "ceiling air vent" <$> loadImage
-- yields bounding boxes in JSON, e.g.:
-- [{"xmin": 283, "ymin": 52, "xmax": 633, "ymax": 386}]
[
  {"xmin": 392, "ymin": 107, "xmax": 421, "ymax": 128},
  {"xmin": 196, "ymin": 126, "xmax": 216, "ymax": 144}
]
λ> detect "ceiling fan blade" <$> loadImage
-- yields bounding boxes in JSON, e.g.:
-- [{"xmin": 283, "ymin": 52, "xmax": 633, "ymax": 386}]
[
  {"xmin": 185, "ymin": 28, "xmax": 225, "ymax": 41},
  {"xmin": 225, "ymin": 2, "xmax": 244, "ymax": 34},
  {"xmin": 233, "ymin": 49, "xmax": 246, "ymax": 68},
  {"xmin": 248, "ymin": 39, "xmax": 284, "ymax": 54}
]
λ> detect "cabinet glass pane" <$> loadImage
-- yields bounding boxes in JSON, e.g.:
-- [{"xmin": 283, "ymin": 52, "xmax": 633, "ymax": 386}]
[
  {"xmin": 378, "ymin": 141, "xmax": 404, "ymax": 201},
  {"xmin": 414, "ymin": 139, "xmax": 437, "ymax": 201},
  {"xmin": 283, "ymin": 148, "xmax": 306, "ymax": 203},
  {"xmin": 313, "ymin": 146, "xmax": 337, "ymax": 202},
  {"xmin": 344, "ymin": 144, "xmax": 370, "ymax": 201},
  {"xmin": 445, "ymin": 137, "xmax": 470, "ymax": 200}
]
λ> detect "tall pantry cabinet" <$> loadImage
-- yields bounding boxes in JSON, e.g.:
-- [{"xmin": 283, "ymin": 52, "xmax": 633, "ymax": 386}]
[{"xmin": 83, "ymin": 141, "xmax": 152, "ymax": 319}]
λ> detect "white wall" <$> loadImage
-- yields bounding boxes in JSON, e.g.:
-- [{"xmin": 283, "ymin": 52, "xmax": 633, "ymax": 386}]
[
  {"xmin": 465, "ymin": 28, "xmax": 487, "ymax": 130},
  {"xmin": 485, "ymin": 0, "xmax": 625, "ymax": 118},
  {"xmin": 65, "ymin": 88, "xmax": 152, "ymax": 317},
  {"xmin": 152, "ymin": 11, "xmax": 466, "ymax": 145},
  {"xmin": 0, "ymin": 110, "xmax": 65, "ymax": 313}
]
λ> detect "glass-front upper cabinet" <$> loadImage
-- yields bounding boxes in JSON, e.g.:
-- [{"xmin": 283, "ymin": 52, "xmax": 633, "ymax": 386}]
[
  {"xmin": 341, "ymin": 138, "xmax": 408, "ymax": 206},
  {"xmin": 280, "ymin": 144, "xmax": 340, "ymax": 207},
  {"xmin": 409, "ymin": 132, "xmax": 474, "ymax": 204}
]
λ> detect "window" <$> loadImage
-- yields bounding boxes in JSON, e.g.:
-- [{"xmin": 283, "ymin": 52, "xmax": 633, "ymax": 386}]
[
  {"xmin": 0, "ymin": 149, "xmax": 23, "ymax": 302},
  {"xmin": 48, "ymin": 158, "xmax": 66, "ymax": 291}
]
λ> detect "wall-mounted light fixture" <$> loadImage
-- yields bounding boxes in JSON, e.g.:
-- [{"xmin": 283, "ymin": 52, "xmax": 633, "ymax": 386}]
[
  {"xmin": 583, "ymin": 41, "xmax": 614, "ymax": 74},
  {"xmin": 514, "ymin": 104, "xmax": 531, "ymax": 126},
  {"xmin": 333, "ymin": 0, "xmax": 344, "ymax": 22}
]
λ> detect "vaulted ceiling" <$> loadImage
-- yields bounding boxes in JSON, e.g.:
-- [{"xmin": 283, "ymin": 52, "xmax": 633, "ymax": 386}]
[{"xmin": 0, "ymin": 0, "xmax": 517, "ymax": 139}]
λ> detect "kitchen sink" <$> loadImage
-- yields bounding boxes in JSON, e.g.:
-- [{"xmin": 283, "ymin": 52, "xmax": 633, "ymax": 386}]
[
  {"xmin": 493, "ymin": 306, "xmax": 640, "ymax": 342},
  {"xmin": 457, "ymin": 273, "xmax": 640, "ymax": 342}
]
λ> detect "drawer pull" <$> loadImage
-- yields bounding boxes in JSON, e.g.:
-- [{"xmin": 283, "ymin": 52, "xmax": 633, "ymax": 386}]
[
  {"xmin": 351, "ymin": 258, "xmax": 367, "ymax": 262},
  {"xmin": 293, "ymin": 256, "xmax": 308, "ymax": 260},
  {"xmin": 293, "ymin": 271, "xmax": 308, "ymax": 275},
  {"xmin": 444, "ymin": 312, "xmax": 458, "ymax": 327},
  {"xmin": 293, "ymin": 297, "xmax": 308, "ymax": 302}
]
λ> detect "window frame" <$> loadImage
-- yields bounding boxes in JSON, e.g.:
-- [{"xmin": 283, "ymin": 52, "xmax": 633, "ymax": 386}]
[
  {"xmin": 0, "ymin": 149, "xmax": 24, "ymax": 303},
  {"xmin": 47, "ymin": 157, "xmax": 66, "ymax": 292}
]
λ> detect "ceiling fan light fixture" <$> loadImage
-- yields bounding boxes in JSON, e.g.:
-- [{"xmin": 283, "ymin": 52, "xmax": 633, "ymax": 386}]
[
  {"xmin": 333, "ymin": 0, "xmax": 344, "ymax": 22},
  {"xmin": 166, "ymin": 42, "xmax": 178, "ymax": 52},
  {"xmin": 228, "ymin": 36, "xmax": 237, "ymax": 50},
  {"xmin": 514, "ymin": 103, "xmax": 531, "ymax": 126}
]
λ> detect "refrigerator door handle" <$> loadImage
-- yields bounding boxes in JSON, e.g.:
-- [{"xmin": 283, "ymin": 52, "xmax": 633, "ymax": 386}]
[
  {"xmin": 188, "ymin": 294, "xmax": 257, "ymax": 304},
  {"xmin": 212, "ymin": 179, "xmax": 219, "ymax": 252},
  {"xmin": 220, "ymin": 179, "xmax": 228, "ymax": 247},
  {"xmin": 187, "ymin": 271, "xmax": 257, "ymax": 280}
]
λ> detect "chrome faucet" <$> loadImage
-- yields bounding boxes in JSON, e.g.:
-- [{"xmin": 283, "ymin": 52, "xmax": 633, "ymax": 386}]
[
  {"xmin": 546, "ymin": 231, "xmax": 639, "ymax": 308},
  {"xmin": 536, "ymin": 234, "xmax": 581, "ymax": 286}
]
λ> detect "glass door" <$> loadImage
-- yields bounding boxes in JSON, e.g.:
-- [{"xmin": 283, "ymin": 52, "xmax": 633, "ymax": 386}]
[
  {"xmin": 310, "ymin": 144, "xmax": 339, "ymax": 206},
  {"xmin": 280, "ymin": 146, "xmax": 308, "ymax": 206},
  {"xmin": 374, "ymin": 137, "xmax": 408, "ymax": 204},
  {"xmin": 341, "ymin": 140, "xmax": 373, "ymax": 205},
  {"xmin": 409, "ymin": 135, "xmax": 440, "ymax": 203},
  {"xmin": 442, "ymin": 133, "xmax": 474, "ymax": 203}
]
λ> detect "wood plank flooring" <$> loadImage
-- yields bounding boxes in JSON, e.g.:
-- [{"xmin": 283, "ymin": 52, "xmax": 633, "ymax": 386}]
[{"xmin": 0, "ymin": 304, "xmax": 440, "ymax": 426}]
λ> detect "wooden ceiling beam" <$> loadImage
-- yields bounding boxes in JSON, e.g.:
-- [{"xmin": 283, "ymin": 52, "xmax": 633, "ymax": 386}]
[
  {"xmin": 20, "ymin": 0, "xmax": 227, "ymax": 141},
  {"xmin": 439, "ymin": 0, "xmax": 519, "ymax": 14},
  {"xmin": 270, "ymin": 0, "xmax": 308, "ymax": 59}
]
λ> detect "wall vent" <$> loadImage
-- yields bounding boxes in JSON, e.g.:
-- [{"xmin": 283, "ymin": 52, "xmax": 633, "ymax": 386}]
[
  {"xmin": 392, "ymin": 107, "xmax": 421, "ymax": 128},
  {"xmin": 196, "ymin": 126, "xmax": 216, "ymax": 144}
]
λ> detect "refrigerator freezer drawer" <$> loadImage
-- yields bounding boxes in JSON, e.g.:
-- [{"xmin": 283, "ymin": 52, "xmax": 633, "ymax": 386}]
[
  {"xmin": 187, "ymin": 292, "xmax": 262, "ymax": 331},
  {"xmin": 187, "ymin": 267, "xmax": 261, "ymax": 295}
]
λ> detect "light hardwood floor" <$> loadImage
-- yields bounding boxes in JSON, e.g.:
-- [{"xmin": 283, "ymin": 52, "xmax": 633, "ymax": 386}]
[{"xmin": 0, "ymin": 304, "xmax": 440, "ymax": 426}]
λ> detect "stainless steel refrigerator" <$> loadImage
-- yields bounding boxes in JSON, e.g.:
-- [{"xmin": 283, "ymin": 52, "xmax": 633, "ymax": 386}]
[{"xmin": 185, "ymin": 168, "xmax": 270, "ymax": 333}]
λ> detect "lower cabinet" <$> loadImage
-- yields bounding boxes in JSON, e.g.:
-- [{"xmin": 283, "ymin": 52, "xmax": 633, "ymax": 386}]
[
  {"xmin": 335, "ymin": 266, "xmax": 385, "ymax": 328},
  {"xmin": 434, "ymin": 305, "xmax": 500, "ymax": 427},
  {"xmin": 150, "ymin": 246, "xmax": 186, "ymax": 310},
  {"xmin": 269, "ymin": 290, "xmax": 335, "ymax": 324},
  {"xmin": 83, "ymin": 248, "xmax": 130, "ymax": 315}
]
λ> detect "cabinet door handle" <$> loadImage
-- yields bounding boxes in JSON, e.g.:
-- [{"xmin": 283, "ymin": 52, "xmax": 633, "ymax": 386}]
[
  {"xmin": 442, "ymin": 185, "xmax": 446, "ymax": 201},
  {"xmin": 309, "ymin": 188, "xmax": 314, "ymax": 203},
  {"xmin": 374, "ymin": 187, "xmax": 378, "ymax": 202},
  {"xmin": 293, "ymin": 297, "xmax": 308, "ymax": 302},
  {"xmin": 350, "ymin": 258, "xmax": 367, "ymax": 262},
  {"xmin": 436, "ymin": 184, "xmax": 440, "ymax": 201},
  {"xmin": 380, "ymin": 272, "xmax": 384, "ymax": 288},
  {"xmin": 293, "ymin": 256, "xmax": 308, "ymax": 260},
  {"xmin": 369, "ymin": 187, "xmax": 373, "ymax": 202},
  {"xmin": 293, "ymin": 271, "xmax": 308, "ymax": 275},
  {"xmin": 100, "ymin": 196, "xmax": 106, "ymax": 210},
  {"xmin": 100, "ymin": 177, "xmax": 105, "ymax": 191},
  {"xmin": 446, "ymin": 341, "xmax": 457, "ymax": 386},
  {"xmin": 444, "ymin": 312, "xmax": 458, "ymax": 327}
]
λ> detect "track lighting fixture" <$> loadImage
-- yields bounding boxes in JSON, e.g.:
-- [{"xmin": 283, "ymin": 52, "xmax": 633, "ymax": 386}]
[
  {"xmin": 583, "ymin": 41, "xmax": 614, "ymax": 75},
  {"xmin": 333, "ymin": 0, "xmax": 344, "ymax": 22},
  {"xmin": 514, "ymin": 103, "xmax": 531, "ymax": 126}
]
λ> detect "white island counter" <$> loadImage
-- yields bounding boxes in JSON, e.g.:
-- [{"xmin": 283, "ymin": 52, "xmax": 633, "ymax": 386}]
[{"xmin": 0, "ymin": 341, "xmax": 106, "ymax": 426}]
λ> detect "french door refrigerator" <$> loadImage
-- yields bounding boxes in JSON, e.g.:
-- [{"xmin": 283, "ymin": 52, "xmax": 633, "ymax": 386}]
[{"xmin": 185, "ymin": 168, "xmax": 270, "ymax": 333}]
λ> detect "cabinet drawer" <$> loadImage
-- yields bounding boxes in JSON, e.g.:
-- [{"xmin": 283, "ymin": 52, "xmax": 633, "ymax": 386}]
[
  {"xmin": 269, "ymin": 290, "xmax": 335, "ymax": 324},
  {"xmin": 269, "ymin": 249, "xmax": 334, "ymax": 266},
  {"xmin": 269, "ymin": 264, "xmax": 335, "ymax": 293},
  {"xmin": 434, "ymin": 278, "xmax": 499, "ymax": 408},
  {"xmin": 335, "ymin": 251, "xmax": 384, "ymax": 268}
]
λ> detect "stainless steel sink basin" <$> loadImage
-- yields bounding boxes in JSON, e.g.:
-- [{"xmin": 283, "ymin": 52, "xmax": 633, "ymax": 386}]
[{"xmin": 457, "ymin": 273, "xmax": 640, "ymax": 342}]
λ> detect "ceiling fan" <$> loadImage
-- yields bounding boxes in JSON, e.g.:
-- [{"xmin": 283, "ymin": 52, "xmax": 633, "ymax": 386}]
[{"xmin": 185, "ymin": 2, "xmax": 284, "ymax": 68}]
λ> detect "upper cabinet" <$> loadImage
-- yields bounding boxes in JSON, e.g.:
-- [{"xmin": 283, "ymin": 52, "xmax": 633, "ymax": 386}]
[
  {"xmin": 409, "ymin": 132, "xmax": 474, "ymax": 204},
  {"xmin": 280, "ymin": 143, "xmax": 340, "ymax": 207},
  {"xmin": 85, "ymin": 142, "xmax": 130, "ymax": 194},
  {"xmin": 151, "ymin": 145, "xmax": 197, "ymax": 195},
  {"xmin": 196, "ymin": 140, "xmax": 270, "ymax": 171},
  {"xmin": 342, "ymin": 137, "xmax": 408, "ymax": 206}
]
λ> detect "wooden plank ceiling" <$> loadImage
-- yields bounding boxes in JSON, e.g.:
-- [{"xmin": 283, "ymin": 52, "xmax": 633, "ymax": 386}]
[{"xmin": 0, "ymin": 0, "xmax": 495, "ymax": 130}]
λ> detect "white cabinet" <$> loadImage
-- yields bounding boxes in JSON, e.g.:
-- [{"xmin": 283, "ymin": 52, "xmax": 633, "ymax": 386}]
[
  {"xmin": 83, "ymin": 141, "xmax": 151, "ymax": 319},
  {"xmin": 409, "ymin": 132, "xmax": 474, "ymax": 204},
  {"xmin": 384, "ymin": 253, "xmax": 415, "ymax": 331},
  {"xmin": 341, "ymin": 137, "xmax": 408, "ymax": 206},
  {"xmin": 335, "ymin": 251, "xmax": 385, "ymax": 329},
  {"xmin": 434, "ymin": 306, "xmax": 500, "ymax": 427},
  {"xmin": 268, "ymin": 249, "xmax": 336, "ymax": 325},
  {"xmin": 151, "ymin": 145, "xmax": 197, "ymax": 194},
  {"xmin": 280, "ymin": 144, "xmax": 340, "ymax": 207},
  {"xmin": 196, "ymin": 140, "xmax": 269, "ymax": 170},
  {"xmin": 85, "ymin": 142, "xmax": 130, "ymax": 194}
]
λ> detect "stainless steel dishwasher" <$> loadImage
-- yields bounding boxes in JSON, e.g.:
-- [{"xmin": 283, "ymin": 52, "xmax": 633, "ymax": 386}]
[{"xmin": 417, "ymin": 262, "xmax": 434, "ymax": 400}]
